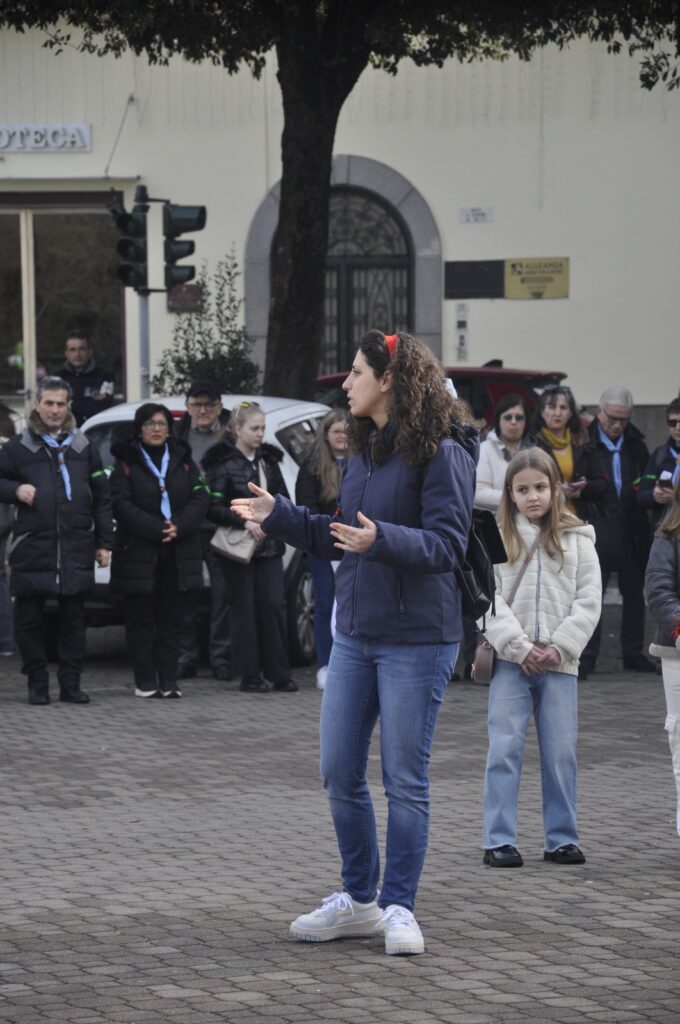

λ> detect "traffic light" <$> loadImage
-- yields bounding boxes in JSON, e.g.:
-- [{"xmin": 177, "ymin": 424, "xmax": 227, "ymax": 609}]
[
  {"xmin": 163, "ymin": 203, "xmax": 207, "ymax": 289},
  {"xmin": 109, "ymin": 186, "xmax": 148, "ymax": 291}
]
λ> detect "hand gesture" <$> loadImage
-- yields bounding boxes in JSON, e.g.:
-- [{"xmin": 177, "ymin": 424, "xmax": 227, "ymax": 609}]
[
  {"xmin": 95, "ymin": 548, "xmax": 110, "ymax": 568},
  {"xmin": 230, "ymin": 482, "xmax": 275, "ymax": 523},
  {"xmin": 16, "ymin": 483, "xmax": 36, "ymax": 506},
  {"xmin": 534, "ymin": 645, "xmax": 562, "ymax": 669},
  {"xmin": 329, "ymin": 511, "xmax": 377, "ymax": 554},
  {"xmin": 162, "ymin": 520, "xmax": 178, "ymax": 543}
]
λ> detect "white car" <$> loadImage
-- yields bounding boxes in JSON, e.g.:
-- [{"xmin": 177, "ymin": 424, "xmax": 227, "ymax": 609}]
[{"xmin": 46, "ymin": 394, "xmax": 330, "ymax": 665}]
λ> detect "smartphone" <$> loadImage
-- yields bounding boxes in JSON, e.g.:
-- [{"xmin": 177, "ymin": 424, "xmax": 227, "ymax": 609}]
[{"xmin": 658, "ymin": 471, "xmax": 673, "ymax": 489}]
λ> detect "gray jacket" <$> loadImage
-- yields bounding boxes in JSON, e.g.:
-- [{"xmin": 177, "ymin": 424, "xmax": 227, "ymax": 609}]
[{"xmin": 645, "ymin": 535, "xmax": 680, "ymax": 660}]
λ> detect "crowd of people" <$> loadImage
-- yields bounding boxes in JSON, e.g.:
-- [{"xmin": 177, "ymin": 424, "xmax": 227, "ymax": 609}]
[{"xmin": 1, "ymin": 327, "xmax": 680, "ymax": 958}]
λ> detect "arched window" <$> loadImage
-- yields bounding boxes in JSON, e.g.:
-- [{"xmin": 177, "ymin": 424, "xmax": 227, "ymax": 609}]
[{"xmin": 321, "ymin": 188, "xmax": 412, "ymax": 374}]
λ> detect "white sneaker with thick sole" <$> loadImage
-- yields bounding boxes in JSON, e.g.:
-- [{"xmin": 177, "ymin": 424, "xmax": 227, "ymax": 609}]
[
  {"xmin": 290, "ymin": 891, "xmax": 381, "ymax": 942},
  {"xmin": 316, "ymin": 666, "xmax": 328, "ymax": 690},
  {"xmin": 376, "ymin": 904, "xmax": 425, "ymax": 955}
]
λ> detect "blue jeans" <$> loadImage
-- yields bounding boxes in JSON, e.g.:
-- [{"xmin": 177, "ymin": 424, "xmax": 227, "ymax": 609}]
[
  {"xmin": 309, "ymin": 555, "xmax": 336, "ymax": 668},
  {"xmin": 483, "ymin": 659, "xmax": 580, "ymax": 852},
  {"xmin": 319, "ymin": 631, "xmax": 458, "ymax": 912}
]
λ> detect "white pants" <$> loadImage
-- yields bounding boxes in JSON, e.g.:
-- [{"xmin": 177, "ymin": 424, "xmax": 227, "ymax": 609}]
[{"xmin": 662, "ymin": 658, "xmax": 680, "ymax": 836}]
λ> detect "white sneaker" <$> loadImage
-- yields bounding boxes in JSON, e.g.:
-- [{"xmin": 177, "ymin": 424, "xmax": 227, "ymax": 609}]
[
  {"xmin": 376, "ymin": 904, "xmax": 425, "ymax": 955},
  {"xmin": 135, "ymin": 687, "xmax": 160, "ymax": 698},
  {"xmin": 316, "ymin": 666, "xmax": 328, "ymax": 690},
  {"xmin": 290, "ymin": 891, "xmax": 381, "ymax": 942}
]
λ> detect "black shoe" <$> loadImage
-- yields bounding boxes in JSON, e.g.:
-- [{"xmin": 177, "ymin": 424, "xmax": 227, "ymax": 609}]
[
  {"xmin": 240, "ymin": 675, "xmax": 270, "ymax": 693},
  {"xmin": 160, "ymin": 686, "xmax": 182, "ymax": 699},
  {"xmin": 59, "ymin": 689, "xmax": 90, "ymax": 704},
  {"xmin": 177, "ymin": 663, "xmax": 197, "ymax": 680},
  {"xmin": 28, "ymin": 692, "xmax": 50, "ymax": 705},
  {"xmin": 483, "ymin": 845, "xmax": 523, "ymax": 868},
  {"xmin": 212, "ymin": 664, "xmax": 232, "ymax": 682},
  {"xmin": 544, "ymin": 843, "xmax": 585, "ymax": 864},
  {"xmin": 623, "ymin": 655, "xmax": 657, "ymax": 673},
  {"xmin": 273, "ymin": 679, "xmax": 298, "ymax": 692}
]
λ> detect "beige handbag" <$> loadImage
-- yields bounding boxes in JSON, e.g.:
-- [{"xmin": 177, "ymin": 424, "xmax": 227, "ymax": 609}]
[
  {"xmin": 210, "ymin": 461, "xmax": 266, "ymax": 564},
  {"xmin": 472, "ymin": 534, "xmax": 541, "ymax": 685}
]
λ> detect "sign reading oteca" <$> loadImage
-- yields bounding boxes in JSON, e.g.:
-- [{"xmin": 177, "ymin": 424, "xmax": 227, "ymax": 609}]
[
  {"xmin": 0, "ymin": 123, "xmax": 92, "ymax": 152},
  {"xmin": 504, "ymin": 257, "xmax": 569, "ymax": 300}
]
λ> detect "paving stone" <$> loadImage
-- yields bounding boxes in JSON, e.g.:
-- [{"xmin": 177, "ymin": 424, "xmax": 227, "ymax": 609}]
[{"xmin": 1, "ymin": 610, "xmax": 680, "ymax": 1023}]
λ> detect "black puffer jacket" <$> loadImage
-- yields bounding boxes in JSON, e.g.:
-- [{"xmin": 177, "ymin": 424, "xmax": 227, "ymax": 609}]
[
  {"xmin": 109, "ymin": 437, "xmax": 209, "ymax": 593},
  {"xmin": 586, "ymin": 418, "xmax": 650, "ymax": 568},
  {"xmin": 203, "ymin": 440, "xmax": 289, "ymax": 560},
  {"xmin": 295, "ymin": 449, "xmax": 345, "ymax": 516},
  {"xmin": 0, "ymin": 410, "xmax": 113, "ymax": 595}
]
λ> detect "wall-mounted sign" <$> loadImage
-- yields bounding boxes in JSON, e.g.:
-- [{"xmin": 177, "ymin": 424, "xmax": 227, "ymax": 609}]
[
  {"xmin": 504, "ymin": 258, "xmax": 569, "ymax": 300},
  {"xmin": 459, "ymin": 206, "xmax": 493, "ymax": 224},
  {"xmin": 0, "ymin": 123, "xmax": 92, "ymax": 152}
]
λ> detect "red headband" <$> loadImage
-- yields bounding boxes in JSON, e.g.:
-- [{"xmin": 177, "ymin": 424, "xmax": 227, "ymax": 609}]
[{"xmin": 384, "ymin": 333, "xmax": 398, "ymax": 357}]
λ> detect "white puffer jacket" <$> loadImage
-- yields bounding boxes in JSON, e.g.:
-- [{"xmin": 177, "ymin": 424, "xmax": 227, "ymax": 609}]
[
  {"xmin": 475, "ymin": 431, "xmax": 510, "ymax": 511},
  {"xmin": 479, "ymin": 514, "xmax": 602, "ymax": 676}
]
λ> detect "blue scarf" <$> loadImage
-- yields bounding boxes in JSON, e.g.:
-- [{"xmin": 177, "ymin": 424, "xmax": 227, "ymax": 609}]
[
  {"xmin": 669, "ymin": 443, "xmax": 680, "ymax": 487},
  {"xmin": 41, "ymin": 433, "xmax": 74, "ymax": 501},
  {"xmin": 597, "ymin": 425, "xmax": 624, "ymax": 496},
  {"xmin": 139, "ymin": 443, "xmax": 172, "ymax": 520}
]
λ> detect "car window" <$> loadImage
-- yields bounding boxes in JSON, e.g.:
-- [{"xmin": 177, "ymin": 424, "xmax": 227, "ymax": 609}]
[
  {"xmin": 84, "ymin": 421, "xmax": 134, "ymax": 469},
  {"xmin": 275, "ymin": 416, "xmax": 325, "ymax": 465}
]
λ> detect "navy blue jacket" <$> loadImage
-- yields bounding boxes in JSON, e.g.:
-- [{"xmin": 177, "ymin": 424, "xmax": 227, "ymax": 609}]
[{"xmin": 264, "ymin": 429, "xmax": 477, "ymax": 644}]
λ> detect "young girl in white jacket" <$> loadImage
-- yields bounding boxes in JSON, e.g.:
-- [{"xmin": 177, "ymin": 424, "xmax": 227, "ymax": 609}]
[{"xmin": 480, "ymin": 447, "xmax": 601, "ymax": 869}]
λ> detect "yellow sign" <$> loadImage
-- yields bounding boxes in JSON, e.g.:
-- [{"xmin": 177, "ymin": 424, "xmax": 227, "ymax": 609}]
[{"xmin": 504, "ymin": 257, "xmax": 569, "ymax": 300}]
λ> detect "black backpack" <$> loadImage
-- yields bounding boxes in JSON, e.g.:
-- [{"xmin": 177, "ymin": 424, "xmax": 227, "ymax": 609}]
[{"xmin": 455, "ymin": 507, "xmax": 507, "ymax": 620}]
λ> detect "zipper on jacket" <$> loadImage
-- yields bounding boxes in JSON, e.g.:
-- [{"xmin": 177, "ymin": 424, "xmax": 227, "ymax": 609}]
[
  {"xmin": 47, "ymin": 447, "xmax": 62, "ymax": 586},
  {"xmin": 351, "ymin": 460, "xmax": 373, "ymax": 636},
  {"xmin": 397, "ymin": 575, "xmax": 405, "ymax": 614},
  {"xmin": 534, "ymin": 548, "xmax": 542, "ymax": 641}
]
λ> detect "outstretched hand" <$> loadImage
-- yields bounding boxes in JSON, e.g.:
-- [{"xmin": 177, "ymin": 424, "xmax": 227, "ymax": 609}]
[
  {"xmin": 329, "ymin": 511, "xmax": 377, "ymax": 554},
  {"xmin": 231, "ymin": 482, "xmax": 275, "ymax": 524}
]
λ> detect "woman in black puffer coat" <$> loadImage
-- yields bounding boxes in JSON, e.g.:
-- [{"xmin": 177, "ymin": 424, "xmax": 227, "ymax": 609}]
[
  {"xmin": 110, "ymin": 403, "xmax": 208, "ymax": 698},
  {"xmin": 202, "ymin": 402, "xmax": 294, "ymax": 693}
]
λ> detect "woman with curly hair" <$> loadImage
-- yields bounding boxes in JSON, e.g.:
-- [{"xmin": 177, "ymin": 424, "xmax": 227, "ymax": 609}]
[
  {"xmin": 231, "ymin": 330, "xmax": 477, "ymax": 956},
  {"xmin": 295, "ymin": 408, "xmax": 350, "ymax": 689}
]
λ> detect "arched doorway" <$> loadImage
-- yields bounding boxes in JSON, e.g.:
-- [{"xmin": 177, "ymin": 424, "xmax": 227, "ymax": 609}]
[
  {"xmin": 245, "ymin": 155, "xmax": 443, "ymax": 374},
  {"xmin": 321, "ymin": 187, "xmax": 412, "ymax": 374}
]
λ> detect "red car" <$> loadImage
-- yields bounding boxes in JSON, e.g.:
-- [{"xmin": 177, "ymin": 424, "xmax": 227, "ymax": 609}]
[{"xmin": 315, "ymin": 360, "xmax": 567, "ymax": 426}]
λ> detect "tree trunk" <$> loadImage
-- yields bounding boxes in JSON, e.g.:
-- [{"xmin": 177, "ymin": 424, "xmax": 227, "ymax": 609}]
[{"xmin": 263, "ymin": 14, "xmax": 369, "ymax": 399}]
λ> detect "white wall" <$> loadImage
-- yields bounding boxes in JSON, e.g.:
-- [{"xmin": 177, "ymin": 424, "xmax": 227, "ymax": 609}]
[{"xmin": 1, "ymin": 30, "xmax": 678, "ymax": 405}]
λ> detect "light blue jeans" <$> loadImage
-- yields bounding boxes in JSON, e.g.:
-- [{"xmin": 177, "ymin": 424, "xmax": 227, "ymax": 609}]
[
  {"xmin": 483, "ymin": 659, "xmax": 580, "ymax": 852},
  {"xmin": 319, "ymin": 630, "xmax": 457, "ymax": 912}
]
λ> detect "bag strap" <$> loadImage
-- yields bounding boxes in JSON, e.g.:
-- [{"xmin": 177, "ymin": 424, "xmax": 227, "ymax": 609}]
[{"xmin": 506, "ymin": 533, "xmax": 541, "ymax": 607}]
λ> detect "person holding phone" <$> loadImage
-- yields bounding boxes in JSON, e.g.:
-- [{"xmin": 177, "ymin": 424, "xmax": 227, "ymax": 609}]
[
  {"xmin": 532, "ymin": 385, "xmax": 606, "ymax": 519},
  {"xmin": 638, "ymin": 398, "xmax": 680, "ymax": 530}
]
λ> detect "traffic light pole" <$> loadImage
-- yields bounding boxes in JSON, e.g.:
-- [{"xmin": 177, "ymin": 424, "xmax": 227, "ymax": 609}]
[{"xmin": 138, "ymin": 291, "xmax": 150, "ymax": 399}]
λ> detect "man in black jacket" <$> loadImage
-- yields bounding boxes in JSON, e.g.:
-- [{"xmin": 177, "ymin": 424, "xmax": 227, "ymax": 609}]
[
  {"xmin": 580, "ymin": 387, "xmax": 655, "ymax": 678},
  {"xmin": 175, "ymin": 381, "xmax": 232, "ymax": 681},
  {"xmin": 0, "ymin": 377, "xmax": 113, "ymax": 704},
  {"xmin": 60, "ymin": 330, "xmax": 115, "ymax": 426}
]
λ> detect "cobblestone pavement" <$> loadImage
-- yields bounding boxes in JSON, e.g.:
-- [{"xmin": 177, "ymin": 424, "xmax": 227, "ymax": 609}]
[{"xmin": 2, "ymin": 610, "xmax": 680, "ymax": 1024}]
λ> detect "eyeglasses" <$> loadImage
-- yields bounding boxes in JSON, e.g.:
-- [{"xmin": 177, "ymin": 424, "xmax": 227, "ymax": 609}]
[
  {"xmin": 142, "ymin": 419, "xmax": 169, "ymax": 430},
  {"xmin": 668, "ymin": 418, "xmax": 680, "ymax": 428},
  {"xmin": 603, "ymin": 410, "xmax": 630, "ymax": 426},
  {"xmin": 501, "ymin": 413, "xmax": 526, "ymax": 422},
  {"xmin": 187, "ymin": 400, "xmax": 218, "ymax": 411}
]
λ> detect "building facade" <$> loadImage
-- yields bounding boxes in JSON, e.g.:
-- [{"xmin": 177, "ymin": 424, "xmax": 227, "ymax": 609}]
[{"xmin": 1, "ymin": 28, "xmax": 678, "ymax": 424}]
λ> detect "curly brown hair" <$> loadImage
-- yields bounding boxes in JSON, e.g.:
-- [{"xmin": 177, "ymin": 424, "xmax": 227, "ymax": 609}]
[{"xmin": 347, "ymin": 330, "xmax": 472, "ymax": 466}]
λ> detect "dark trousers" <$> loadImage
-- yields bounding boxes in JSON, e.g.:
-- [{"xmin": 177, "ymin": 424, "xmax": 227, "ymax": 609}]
[
  {"xmin": 14, "ymin": 593, "xmax": 85, "ymax": 696},
  {"xmin": 124, "ymin": 553, "xmax": 186, "ymax": 689},
  {"xmin": 220, "ymin": 555, "xmax": 289, "ymax": 682},
  {"xmin": 308, "ymin": 555, "xmax": 336, "ymax": 668},
  {"xmin": 178, "ymin": 543, "xmax": 231, "ymax": 669},
  {"xmin": 582, "ymin": 563, "xmax": 646, "ymax": 666}
]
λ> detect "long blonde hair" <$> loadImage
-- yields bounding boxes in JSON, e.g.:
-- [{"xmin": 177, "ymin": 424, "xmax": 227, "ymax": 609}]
[
  {"xmin": 657, "ymin": 476, "xmax": 680, "ymax": 539},
  {"xmin": 308, "ymin": 409, "xmax": 350, "ymax": 504},
  {"xmin": 498, "ymin": 448, "xmax": 582, "ymax": 565}
]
